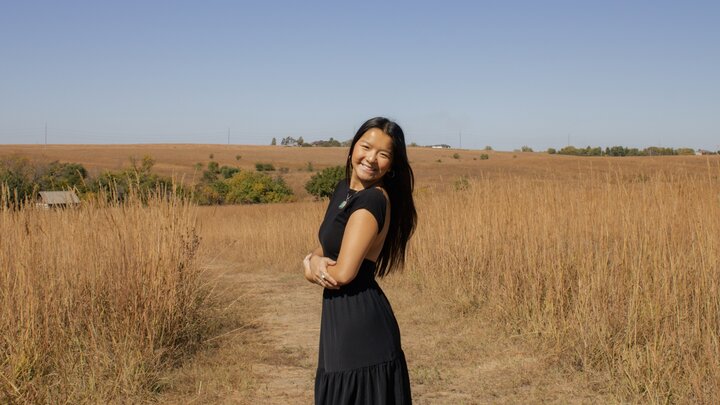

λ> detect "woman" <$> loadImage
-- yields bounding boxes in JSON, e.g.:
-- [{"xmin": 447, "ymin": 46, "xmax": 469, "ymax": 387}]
[{"xmin": 303, "ymin": 117, "xmax": 417, "ymax": 404}]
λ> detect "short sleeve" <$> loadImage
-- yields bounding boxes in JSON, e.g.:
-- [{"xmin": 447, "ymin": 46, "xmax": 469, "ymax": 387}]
[
  {"xmin": 347, "ymin": 188, "xmax": 387, "ymax": 233},
  {"xmin": 330, "ymin": 180, "xmax": 345, "ymax": 200}
]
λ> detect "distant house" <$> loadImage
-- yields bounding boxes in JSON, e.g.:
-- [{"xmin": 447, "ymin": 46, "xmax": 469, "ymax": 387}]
[
  {"xmin": 36, "ymin": 191, "xmax": 81, "ymax": 209},
  {"xmin": 697, "ymin": 149, "xmax": 715, "ymax": 155},
  {"xmin": 430, "ymin": 144, "xmax": 451, "ymax": 149}
]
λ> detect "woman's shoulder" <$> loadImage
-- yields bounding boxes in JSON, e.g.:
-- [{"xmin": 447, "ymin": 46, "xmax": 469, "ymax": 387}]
[
  {"xmin": 352, "ymin": 186, "xmax": 389, "ymax": 213},
  {"xmin": 367, "ymin": 186, "xmax": 389, "ymax": 204}
]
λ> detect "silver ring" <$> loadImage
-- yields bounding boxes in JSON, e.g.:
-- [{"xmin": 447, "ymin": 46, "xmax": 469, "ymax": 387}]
[{"xmin": 321, "ymin": 273, "xmax": 326, "ymax": 280}]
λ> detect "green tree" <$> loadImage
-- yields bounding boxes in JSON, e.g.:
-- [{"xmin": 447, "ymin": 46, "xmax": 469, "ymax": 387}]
[
  {"xmin": 305, "ymin": 166, "xmax": 345, "ymax": 198},
  {"xmin": 0, "ymin": 156, "xmax": 36, "ymax": 205},
  {"xmin": 37, "ymin": 161, "xmax": 88, "ymax": 192}
]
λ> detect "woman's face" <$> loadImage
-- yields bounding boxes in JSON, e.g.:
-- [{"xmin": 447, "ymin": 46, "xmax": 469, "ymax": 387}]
[{"xmin": 350, "ymin": 128, "xmax": 394, "ymax": 187}]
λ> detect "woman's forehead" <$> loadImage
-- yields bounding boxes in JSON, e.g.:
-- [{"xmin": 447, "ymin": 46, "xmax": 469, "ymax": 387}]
[{"xmin": 359, "ymin": 128, "xmax": 393, "ymax": 149}]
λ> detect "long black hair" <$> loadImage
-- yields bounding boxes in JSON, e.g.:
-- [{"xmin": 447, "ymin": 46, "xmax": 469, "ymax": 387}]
[{"xmin": 345, "ymin": 117, "xmax": 417, "ymax": 277}]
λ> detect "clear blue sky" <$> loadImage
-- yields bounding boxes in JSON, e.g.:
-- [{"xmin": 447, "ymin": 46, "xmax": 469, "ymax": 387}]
[{"xmin": 1, "ymin": 0, "xmax": 718, "ymax": 150}]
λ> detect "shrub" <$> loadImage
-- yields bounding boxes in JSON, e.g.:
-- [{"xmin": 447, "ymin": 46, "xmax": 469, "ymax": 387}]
[
  {"xmin": 480, "ymin": 154, "xmax": 489, "ymax": 160},
  {"xmin": 547, "ymin": 148, "xmax": 556, "ymax": 154},
  {"xmin": 453, "ymin": 153, "xmax": 460, "ymax": 159},
  {"xmin": 306, "ymin": 161, "xmax": 314, "ymax": 172},
  {"xmin": 255, "ymin": 163, "xmax": 275, "ymax": 172},
  {"xmin": 194, "ymin": 181, "xmax": 226, "ymax": 205},
  {"xmin": 219, "ymin": 165, "xmax": 240, "ymax": 179},
  {"xmin": 0, "ymin": 156, "xmax": 36, "ymax": 206},
  {"xmin": 454, "ymin": 176, "xmax": 470, "ymax": 191},
  {"xmin": 224, "ymin": 171, "xmax": 293, "ymax": 204},
  {"xmin": 521, "ymin": 146, "xmax": 534, "ymax": 152},
  {"xmin": 36, "ymin": 161, "xmax": 88, "ymax": 192},
  {"xmin": 305, "ymin": 166, "xmax": 345, "ymax": 198}
]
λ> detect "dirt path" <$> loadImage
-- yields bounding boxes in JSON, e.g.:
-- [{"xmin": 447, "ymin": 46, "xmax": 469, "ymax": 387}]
[{"xmin": 158, "ymin": 262, "xmax": 616, "ymax": 404}]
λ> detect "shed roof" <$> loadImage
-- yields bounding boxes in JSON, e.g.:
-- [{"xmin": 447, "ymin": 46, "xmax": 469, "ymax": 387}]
[{"xmin": 38, "ymin": 191, "xmax": 80, "ymax": 205}]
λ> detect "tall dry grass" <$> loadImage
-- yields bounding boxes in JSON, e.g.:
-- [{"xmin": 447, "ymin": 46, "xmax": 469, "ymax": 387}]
[
  {"xmin": 0, "ymin": 188, "xmax": 212, "ymax": 404},
  {"xmin": 408, "ymin": 166, "xmax": 720, "ymax": 403},
  {"xmin": 12, "ymin": 156, "xmax": 714, "ymax": 402},
  {"xmin": 201, "ymin": 162, "xmax": 720, "ymax": 403}
]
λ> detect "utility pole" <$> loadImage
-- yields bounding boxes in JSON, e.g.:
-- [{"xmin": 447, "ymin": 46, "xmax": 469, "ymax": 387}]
[{"xmin": 227, "ymin": 128, "xmax": 230, "ymax": 145}]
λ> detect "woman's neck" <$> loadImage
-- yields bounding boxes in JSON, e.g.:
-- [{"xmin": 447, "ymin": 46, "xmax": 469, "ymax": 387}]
[{"xmin": 349, "ymin": 176, "xmax": 383, "ymax": 191}]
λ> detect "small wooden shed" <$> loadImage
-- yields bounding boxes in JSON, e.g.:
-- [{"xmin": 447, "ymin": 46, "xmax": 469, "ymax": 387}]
[{"xmin": 37, "ymin": 191, "xmax": 81, "ymax": 209}]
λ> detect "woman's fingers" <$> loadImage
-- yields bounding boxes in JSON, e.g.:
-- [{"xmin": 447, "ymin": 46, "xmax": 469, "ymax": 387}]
[
  {"xmin": 322, "ymin": 272, "xmax": 338, "ymax": 286},
  {"xmin": 318, "ymin": 258, "xmax": 338, "ymax": 286},
  {"xmin": 316, "ymin": 271, "xmax": 340, "ymax": 289}
]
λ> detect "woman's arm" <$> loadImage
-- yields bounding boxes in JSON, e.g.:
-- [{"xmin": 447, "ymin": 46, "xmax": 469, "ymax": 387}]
[
  {"xmin": 324, "ymin": 208, "xmax": 380, "ymax": 285},
  {"xmin": 304, "ymin": 247, "xmax": 340, "ymax": 289}
]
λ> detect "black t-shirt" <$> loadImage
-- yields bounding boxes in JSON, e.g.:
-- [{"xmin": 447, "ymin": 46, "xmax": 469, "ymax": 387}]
[{"xmin": 318, "ymin": 179, "xmax": 387, "ymax": 261}]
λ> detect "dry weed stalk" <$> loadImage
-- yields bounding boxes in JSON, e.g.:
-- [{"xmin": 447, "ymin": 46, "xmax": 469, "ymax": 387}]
[{"xmin": 0, "ymin": 187, "xmax": 212, "ymax": 403}]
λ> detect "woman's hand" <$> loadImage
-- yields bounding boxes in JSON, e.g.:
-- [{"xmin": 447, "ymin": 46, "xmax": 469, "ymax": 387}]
[{"xmin": 303, "ymin": 253, "xmax": 339, "ymax": 290}]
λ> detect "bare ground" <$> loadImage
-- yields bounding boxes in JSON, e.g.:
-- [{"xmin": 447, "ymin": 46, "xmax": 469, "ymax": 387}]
[{"xmin": 155, "ymin": 258, "xmax": 618, "ymax": 404}]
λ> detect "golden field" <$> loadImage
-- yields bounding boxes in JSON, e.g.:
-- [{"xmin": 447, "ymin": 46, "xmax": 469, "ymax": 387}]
[
  {"xmin": 1, "ymin": 145, "xmax": 719, "ymax": 403},
  {"xmin": 2, "ymin": 144, "xmax": 713, "ymax": 198}
]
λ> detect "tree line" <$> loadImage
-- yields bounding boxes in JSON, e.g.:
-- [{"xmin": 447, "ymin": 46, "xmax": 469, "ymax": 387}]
[
  {"xmin": 272, "ymin": 136, "xmax": 349, "ymax": 147},
  {"xmin": 547, "ymin": 145, "xmax": 709, "ymax": 156},
  {"xmin": 1, "ymin": 155, "xmax": 348, "ymax": 207}
]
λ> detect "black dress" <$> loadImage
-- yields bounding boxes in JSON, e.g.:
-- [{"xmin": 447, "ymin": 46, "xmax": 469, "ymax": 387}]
[{"xmin": 315, "ymin": 180, "xmax": 412, "ymax": 405}]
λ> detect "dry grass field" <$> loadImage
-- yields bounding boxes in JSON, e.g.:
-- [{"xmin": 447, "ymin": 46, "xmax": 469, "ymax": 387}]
[
  {"xmin": 2, "ymin": 145, "xmax": 719, "ymax": 403},
  {"xmin": 0, "ymin": 189, "xmax": 216, "ymax": 403},
  {"xmin": 3, "ymin": 144, "xmax": 714, "ymax": 198}
]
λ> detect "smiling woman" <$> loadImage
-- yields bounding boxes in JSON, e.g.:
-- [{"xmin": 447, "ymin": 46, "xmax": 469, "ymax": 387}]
[{"xmin": 303, "ymin": 117, "xmax": 417, "ymax": 404}]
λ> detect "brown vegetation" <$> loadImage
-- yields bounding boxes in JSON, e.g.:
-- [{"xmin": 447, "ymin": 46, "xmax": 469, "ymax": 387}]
[
  {"xmin": 406, "ymin": 168, "xmax": 720, "ymax": 403},
  {"xmin": 184, "ymin": 157, "xmax": 720, "ymax": 403},
  {"xmin": 0, "ymin": 188, "xmax": 213, "ymax": 403},
  {"xmin": 2, "ymin": 145, "xmax": 719, "ymax": 403}
]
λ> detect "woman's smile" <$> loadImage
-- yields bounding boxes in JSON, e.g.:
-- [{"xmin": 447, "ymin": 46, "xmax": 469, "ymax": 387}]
[{"xmin": 350, "ymin": 128, "xmax": 393, "ymax": 189}]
